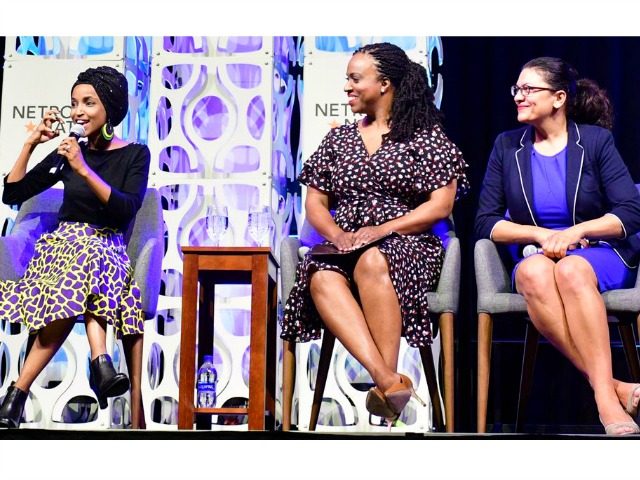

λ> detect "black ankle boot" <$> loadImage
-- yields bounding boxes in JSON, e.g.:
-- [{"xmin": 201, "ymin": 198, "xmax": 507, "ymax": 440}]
[
  {"xmin": 0, "ymin": 382, "xmax": 28, "ymax": 429},
  {"xmin": 89, "ymin": 354, "xmax": 130, "ymax": 409}
]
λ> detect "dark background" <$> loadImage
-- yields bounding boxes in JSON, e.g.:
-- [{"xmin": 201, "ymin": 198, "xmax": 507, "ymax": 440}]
[
  {"xmin": 440, "ymin": 37, "xmax": 640, "ymax": 433},
  {"xmin": 1, "ymin": 36, "xmax": 639, "ymax": 432}
]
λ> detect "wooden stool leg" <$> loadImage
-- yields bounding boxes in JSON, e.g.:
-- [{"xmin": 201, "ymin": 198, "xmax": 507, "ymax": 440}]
[
  {"xmin": 248, "ymin": 256, "xmax": 269, "ymax": 430},
  {"xmin": 439, "ymin": 312, "xmax": 455, "ymax": 432},
  {"xmin": 477, "ymin": 312, "xmax": 493, "ymax": 433},
  {"xmin": 420, "ymin": 345, "xmax": 445, "ymax": 432},
  {"xmin": 309, "ymin": 330, "xmax": 335, "ymax": 431},
  {"xmin": 195, "ymin": 281, "xmax": 215, "ymax": 430},
  {"xmin": 282, "ymin": 340, "xmax": 296, "ymax": 431},
  {"xmin": 619, "ymin": 322, "xmax": 640, "ymax": 383},
  {"xmin": 265, "ymin": 278, "xmax": 278, "ymax": 430},
  {"xmin": 515, "ymin": 323, "xmax": 539, "ymax": 433},
  {"xmin": 178, "ymin": 255, "xmax": 199, "ymax": 430}
]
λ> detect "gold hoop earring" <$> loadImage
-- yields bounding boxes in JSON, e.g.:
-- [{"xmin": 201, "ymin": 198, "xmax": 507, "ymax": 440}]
[{"xmin": 101, "ymin": 121, "xmax": 114, "ymax": 141}]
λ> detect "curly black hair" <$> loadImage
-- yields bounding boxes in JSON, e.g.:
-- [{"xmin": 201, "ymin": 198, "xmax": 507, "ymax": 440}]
[
  {"xmin": 355, "ymin": 42, "xmax": 443, "ymax": 142},
  {"xmin": 523, "ymin": 57, "xmax": 614, "ymax": 130}
]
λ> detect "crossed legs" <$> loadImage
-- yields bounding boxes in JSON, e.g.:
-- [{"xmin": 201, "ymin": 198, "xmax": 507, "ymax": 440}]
[
  {"xmin": 516, "ymin": 255, "xmax": 638, "ymax": 430},
  {"xmin": 122, "ymin": 334, "xmax": 145, "ymax": 429},
  {"xmin": 14, "ymin": 317, "xmax": 76, "ymax": 392},
  {"xmin": 15, "ymin": 313, "xmax": 115, "ymax": 392},
  {"xmin": 309, "ymin": 247, "xmax": 402, "ymax": 392},
  {"xmin": 13, "ymin": 313, "xmax": 144, "ymax": 427},
  {"xmin": 85, "ymin": 312, "xmax": 108, "ymax": 360},
  {"xmin": 87, "ymin": 313, "xmax": 145, "ymax": 428}
]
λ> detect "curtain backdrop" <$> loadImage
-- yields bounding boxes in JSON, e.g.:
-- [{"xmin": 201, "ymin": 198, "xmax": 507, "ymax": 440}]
[{"xmin": 441, "ymin": 37, "xmax": 640, "ymax": 431}]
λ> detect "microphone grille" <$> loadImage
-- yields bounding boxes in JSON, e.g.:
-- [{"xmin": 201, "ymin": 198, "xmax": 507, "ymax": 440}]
[
  {"xmin": 522, "ymin": 244, "xmax": 538, "ymax": 258},
  {"xmin": 70, "ymin": 123, "xmax": 86, "ymax": 137}
]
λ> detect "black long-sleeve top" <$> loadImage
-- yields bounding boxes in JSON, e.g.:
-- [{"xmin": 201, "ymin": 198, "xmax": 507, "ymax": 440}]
[{"xmin": 2, "ymin": 143, "xmax": 150, "ymax": 232}]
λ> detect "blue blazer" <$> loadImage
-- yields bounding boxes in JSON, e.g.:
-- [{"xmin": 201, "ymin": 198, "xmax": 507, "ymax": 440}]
[{"xmin": 474, "ymin": 122, "xmax": 640, "ymax": 267}]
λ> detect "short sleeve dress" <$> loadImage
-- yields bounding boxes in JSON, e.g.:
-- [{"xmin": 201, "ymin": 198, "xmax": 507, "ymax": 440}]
[{"xmin": 281, "ymin": 122, "xmax": 469, "ymax": 347}]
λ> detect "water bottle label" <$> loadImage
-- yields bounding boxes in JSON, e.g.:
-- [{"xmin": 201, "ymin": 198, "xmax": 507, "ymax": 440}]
[{"xmin": 197, "ymin": 383, "xmax": 216, "ymax": 392}]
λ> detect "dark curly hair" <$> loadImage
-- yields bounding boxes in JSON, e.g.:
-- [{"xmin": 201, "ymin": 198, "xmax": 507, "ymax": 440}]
[
  {"xmin": 355, "ymin": 42, "xmax": 442, "ymax": 142},
  {"xmin": 523, "ymin": 57, "xmax": 614, "ymax": 130}
]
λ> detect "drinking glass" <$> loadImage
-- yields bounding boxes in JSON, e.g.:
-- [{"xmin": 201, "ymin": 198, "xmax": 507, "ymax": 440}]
[
  {"xmin": 248, "ymin": 206, "xmax": 271, "ymax": 246},
  {"xmin": 206, "ymin": 205, "xmax": 229, "ymax": 246}
]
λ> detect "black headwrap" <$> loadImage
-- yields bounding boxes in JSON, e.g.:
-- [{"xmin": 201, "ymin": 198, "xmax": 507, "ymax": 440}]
[{"xmin": 72, "ymin": 66, "xmax": 129, "ymax": 126}]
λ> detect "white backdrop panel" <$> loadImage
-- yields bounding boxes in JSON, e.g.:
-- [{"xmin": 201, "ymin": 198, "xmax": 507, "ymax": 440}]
[{"xmin": 145, "ymin": 37, "xmax": 287, "ymax": 429}]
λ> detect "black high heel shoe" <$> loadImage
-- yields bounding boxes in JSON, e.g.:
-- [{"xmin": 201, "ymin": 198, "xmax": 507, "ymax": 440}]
[
  {"xmin": 0, "ymin": 382, "xmax": 28, "ymax": 429},
  {"xmin": 89, "ymin": 354, "xmax": 130, "ymax": 409}
]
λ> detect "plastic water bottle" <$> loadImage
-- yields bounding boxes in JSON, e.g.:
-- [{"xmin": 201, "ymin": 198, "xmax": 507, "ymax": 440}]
[{"xmin": 196, "ymin": 355, "xmax": 218, "ymax": 408}]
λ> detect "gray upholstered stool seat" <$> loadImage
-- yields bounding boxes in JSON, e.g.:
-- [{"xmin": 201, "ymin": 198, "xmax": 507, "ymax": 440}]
[{"xmin": 475, "ymin": 238, "xmax": 640, "ymax": 433}]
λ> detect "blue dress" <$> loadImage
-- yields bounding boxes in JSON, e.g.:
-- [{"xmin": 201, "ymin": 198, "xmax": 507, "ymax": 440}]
[{"xmin": 513, "ymin": 147, "xmax": 636, "ymax": 292}]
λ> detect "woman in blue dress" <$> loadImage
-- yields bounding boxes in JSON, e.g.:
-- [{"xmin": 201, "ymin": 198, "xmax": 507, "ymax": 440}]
[{"xmin": 475, "ymin": 57, "xmax": 640, "ymax": 435}]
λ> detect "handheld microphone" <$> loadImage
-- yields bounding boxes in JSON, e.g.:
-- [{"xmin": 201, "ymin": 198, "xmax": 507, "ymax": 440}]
[
  {"xmin": 523, "ymin": 240, "xmax": 599, "ymax": 258},
  {"xmin": 53, "ymin": 123, "xmax": 86, "ymax": 174},
  {"xmin": 522, "ymin": 244, "xmax": 541, "ymax": 258}
]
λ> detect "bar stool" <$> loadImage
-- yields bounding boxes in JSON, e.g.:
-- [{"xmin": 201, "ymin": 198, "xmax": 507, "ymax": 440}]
[{"xmin": 177, "ymin": 247, "xmax": 278, "ymax": 430}]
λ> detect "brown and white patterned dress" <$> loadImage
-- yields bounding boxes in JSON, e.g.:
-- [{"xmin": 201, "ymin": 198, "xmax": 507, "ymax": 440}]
[{"xmin": 281, "ymin": 122, "xmax": 469, "ymax": 347}]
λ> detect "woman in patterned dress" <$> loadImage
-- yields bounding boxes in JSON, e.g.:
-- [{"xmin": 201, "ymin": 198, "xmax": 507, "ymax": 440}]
[
  {"xmin": 475, "ymin": 57, "xmax": 640, "ymax": 435},
  {"xmin": 282, "ymin": 42, "xmax": 469, "ymax": 423},
  {"xmin": 0, "ymin": 66, "xmax": 150, "ymax": 429}
]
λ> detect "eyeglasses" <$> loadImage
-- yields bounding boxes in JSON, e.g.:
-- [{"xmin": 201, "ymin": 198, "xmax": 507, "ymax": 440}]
[{"xmin": 510, "ymin": 84, "xmax": 556, "ymax": 97}]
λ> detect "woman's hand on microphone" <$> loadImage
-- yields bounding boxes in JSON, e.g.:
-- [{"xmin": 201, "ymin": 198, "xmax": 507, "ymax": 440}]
[
  {"xmin": 540, "ymin": 226, "xmax": 584, "ymax": 258},
  {"xmin": 532, "ymin": 226, "xmax": 556, "ymax": 246},
  {"xmin": 57, "ymin": 137, "xmax": 90, "ymax": 177}
]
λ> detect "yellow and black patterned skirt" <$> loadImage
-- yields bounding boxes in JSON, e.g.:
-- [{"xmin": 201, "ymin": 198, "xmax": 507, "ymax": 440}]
[{"xmin": 0, "ymin": 222, "xmax": 144, "ymax": 338}]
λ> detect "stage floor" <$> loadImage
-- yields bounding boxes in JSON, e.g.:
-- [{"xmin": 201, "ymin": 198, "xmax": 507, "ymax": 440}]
[{"xmin": 0, "ymin": 429, "xmax": 628, "ymax": 440}]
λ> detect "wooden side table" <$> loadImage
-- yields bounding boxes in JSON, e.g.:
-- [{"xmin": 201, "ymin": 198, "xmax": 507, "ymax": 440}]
[{"xmin": 178, "ymin": 247, "xmax": 279, "ymax": 430}]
